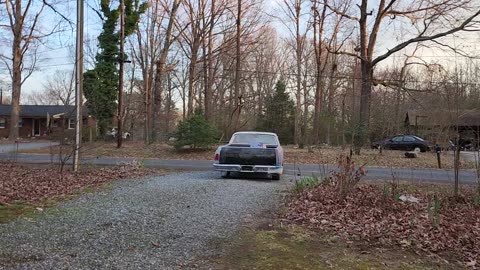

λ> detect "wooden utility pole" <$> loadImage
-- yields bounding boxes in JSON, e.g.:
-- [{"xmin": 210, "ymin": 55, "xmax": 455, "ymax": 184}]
[
  {"xmin": 73, "ymin": 0, "xmax": 84, "ymax": 172},
  {"xmin": 117, "ymin": 0, "xmax": 125, "ymax": 148},
  {"xmin": 233, "ymin": 0, "xmax": 242, "ymax": 133}
]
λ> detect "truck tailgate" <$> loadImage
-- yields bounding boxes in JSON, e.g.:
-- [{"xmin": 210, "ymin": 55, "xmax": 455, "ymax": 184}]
[{"xmin": 219, "ymin": 147, "xmax": 277, "ymax": 165}]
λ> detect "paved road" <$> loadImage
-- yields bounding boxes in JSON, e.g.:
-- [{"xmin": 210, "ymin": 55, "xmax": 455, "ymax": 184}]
[
  {"xmin": 0, "ymin": 142, "xmax": 56, "ymax": 153},
  {"xmin": 0, "ymin": 152, "xmax": 477, "ymax": 183},
  {"xmin": 461, "ymin": 151, "xmax": 479, "ymax": 163},
  {"xmin": 0, "ymin": 172, "xmax": 289, "ymax": 269}
]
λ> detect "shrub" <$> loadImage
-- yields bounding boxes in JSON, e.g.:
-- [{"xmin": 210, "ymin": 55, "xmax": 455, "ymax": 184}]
[
  {"xmin": 428, "ymin": 193, "xmax": 441, "ymax": 227},
  {"xmin": 331, "ymin": 154, "xmax": 366, "ymax": 200},
  {"xmin": 173, "ymin": 109, "xmax": 218, "ymax": 150},
  {"xmin": 293, "ymin": 176, "xmax": 321, "ymax": 193}
]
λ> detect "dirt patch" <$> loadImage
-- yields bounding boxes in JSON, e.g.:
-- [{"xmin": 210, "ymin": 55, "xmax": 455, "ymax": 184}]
[
  {"xmin": 19, "ymin": 142, "xmax": 473, "ymax": 169},
  {"xmin": 284, "ymin": 182, "xmax": 480, "ymax": 267}
]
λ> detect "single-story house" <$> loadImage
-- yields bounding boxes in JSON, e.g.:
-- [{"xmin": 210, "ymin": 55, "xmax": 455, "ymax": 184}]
[
  {"xmin": 0, "ymin": 105, "xmax": 94, "ymax": 139},
  {"xmin": 404, "ymin": 109, "xmax": 480, "ymax": 142}
]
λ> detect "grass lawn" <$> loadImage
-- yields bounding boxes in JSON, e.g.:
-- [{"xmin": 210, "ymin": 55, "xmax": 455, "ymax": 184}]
[
  {"xmin": 19, "ymin": 141, "xmax": 474, "ymax": 169},
  {"xmin": 219, "ymin": 224, "xmax": 455, "ymax": 270}
]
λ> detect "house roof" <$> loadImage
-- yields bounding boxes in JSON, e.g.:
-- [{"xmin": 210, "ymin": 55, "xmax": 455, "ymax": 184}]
[
  {"xmin": 405, "ymin": 110, "xmax": 480, "ymax": 127},
  {"xmin": 0, "ymin": 105, "xmax": 88, "ymax": 118}
]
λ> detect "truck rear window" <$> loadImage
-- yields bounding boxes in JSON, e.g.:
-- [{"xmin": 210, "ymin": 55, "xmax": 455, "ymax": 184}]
[{"xmin": 231, "ymin": 134, "xmax": 277, "ymax": 145}]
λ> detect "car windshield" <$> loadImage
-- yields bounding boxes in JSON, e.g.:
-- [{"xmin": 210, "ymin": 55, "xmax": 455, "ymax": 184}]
[{"xmin": 231, "ymin": 133, "xmax": 277, "ymax": 145}]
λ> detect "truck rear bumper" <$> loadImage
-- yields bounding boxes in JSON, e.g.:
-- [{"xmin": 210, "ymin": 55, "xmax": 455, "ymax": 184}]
[{"xmin": 213, "ymin": 164, "xmax": 283, "ymax": 174}]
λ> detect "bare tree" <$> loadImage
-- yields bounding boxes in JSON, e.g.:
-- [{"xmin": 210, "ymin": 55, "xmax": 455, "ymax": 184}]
[
  {"xmin": 132, "ymin": 0, "xmax": 164, "ymax": 143},
  {"xmin": 26, "ymin": 70, "xmax": 75, "ymax": 106},
  {"xmin": 177, "ymin": 0, "xmax": 208, "ymax": 116},
  {"xmin": 327, "ymin": 0, "xmax": 480, "ymax": 153},
  {"xmin": 132, "ymin": 0, "xmax": 181, "ymax": 144},
  {"xmin": 311, "ymin": 0, "xmax": 328, "ymax": 145},
  {"xmin": 0, "ymin": 0, "xmax": 65, "ymax": 140},
  {"xmin": 275, "ymin": 0, "xmax": 310, "ymax": 146}
]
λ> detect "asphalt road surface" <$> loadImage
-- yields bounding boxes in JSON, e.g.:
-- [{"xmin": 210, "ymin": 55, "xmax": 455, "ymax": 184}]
[
  {"xmin": 0, "ymin": 142, "xmax": 55, "ymax": 153},
  {"xmin": 0, "ymin": 152, "xmax": 477, "ymax": 183}
]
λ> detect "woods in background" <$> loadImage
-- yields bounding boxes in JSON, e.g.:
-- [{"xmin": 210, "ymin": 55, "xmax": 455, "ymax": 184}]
[{"xmin": 1, "ymin": 0, "xmax": 480, "ymax": 151}]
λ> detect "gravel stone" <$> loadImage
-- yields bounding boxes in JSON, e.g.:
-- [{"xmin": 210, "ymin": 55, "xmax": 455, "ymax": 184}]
[{"xmin": 0, "ymin": 171, "xmax": 290, "ymax": 269}]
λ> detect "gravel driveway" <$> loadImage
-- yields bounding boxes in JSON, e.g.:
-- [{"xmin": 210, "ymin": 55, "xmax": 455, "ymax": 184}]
[{"xmin": 0, "ymin": 172, "xmax": 290, "ymax": 269}]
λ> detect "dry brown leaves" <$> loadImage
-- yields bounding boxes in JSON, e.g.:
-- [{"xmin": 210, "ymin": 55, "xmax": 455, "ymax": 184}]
[
  {"xmin": 21, "ymin": 142, "xmax": 215, "ymax": 160},
  {"xmin": 285, "ymin": 147, "xmax": 472, "ymax": 169},
  {"xmin": 0, "ymin": 162, "xmax": 160, "ymax": 205},
  {"xmin": 285, "ymin": 183, "xmax": 480, "ymax": 264}
]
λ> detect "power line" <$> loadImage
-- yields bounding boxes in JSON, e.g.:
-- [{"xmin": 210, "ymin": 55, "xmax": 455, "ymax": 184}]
[{"xmin": 162, "ymin": 66, "xmax": 480, "ymax": 86}]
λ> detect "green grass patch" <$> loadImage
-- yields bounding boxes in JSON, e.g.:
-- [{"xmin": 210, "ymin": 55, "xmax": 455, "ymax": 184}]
[
  {"xmin": 0, "ymin": 182, "xmax": 114, "ymax": 224},
  {"xmin": 0, "ymin": 201, "xmax": 36, "ymax": 223},
  {"xmin": 219, "ymin": 224, "xmax": 456, "ymax": 270},
  {"xmin": 293, "ymin": 176, "xmax": 321, "ymax": 193}
]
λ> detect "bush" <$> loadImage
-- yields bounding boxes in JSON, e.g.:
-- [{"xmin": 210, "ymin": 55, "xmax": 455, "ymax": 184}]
[
  {"xmin": 293, "ymin": 176, "xmax": 321, "ymax": 193},
  {"xmin": 173, "ymin": 109, "xmax": 218, "ymax": 150},
  {"xmin": 331, "ymin": 154, "xmax": 366, "ymax": 200}
]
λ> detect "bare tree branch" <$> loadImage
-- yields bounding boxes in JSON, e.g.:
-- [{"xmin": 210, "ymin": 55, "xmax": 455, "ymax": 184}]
[
  {"xmin": 42, "ymin": 0, "xmax": 74, "ymax": 28},
  {"xmin": 373, "ymin": 9, "xmax": 480, "ymax": 66},
  {"xmin": 324, "ymin": 1, "xmax": 360, "ymax": 21}
]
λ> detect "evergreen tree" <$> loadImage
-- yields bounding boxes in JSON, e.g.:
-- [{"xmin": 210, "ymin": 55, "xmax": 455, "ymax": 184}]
[
  {"xmin": 173, "ymin": 109, "xmax": 219, "ymax": 149},
  {"xmin": 84, "ymin": 0, "xmax": 147, "ymax": 135},
  {"xmin": 257, "ymin": 80, "xmax": 295, "ymax": 144}
]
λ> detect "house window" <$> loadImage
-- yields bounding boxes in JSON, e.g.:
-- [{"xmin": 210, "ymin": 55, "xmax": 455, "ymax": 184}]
[
  {"xmin": 0, "ymin": 118, "xmax": 5, "ymax": 128},
  {"xmin": 18, "ymin": 118, "xmax": 24, "ymax": 127},
  {"xmin": 51, "ymin": 119, "xmax": 59, "ymax": 128},
  {"xmin": 68, "ymin": 118, "xmax": 76, "ymax": 129}
]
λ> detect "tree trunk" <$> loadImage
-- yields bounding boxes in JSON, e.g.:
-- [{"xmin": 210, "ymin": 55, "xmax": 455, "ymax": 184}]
[
  {"xmin": 312, "ymin": 66, "xmax": 323, "ymax": 145},
  {"xmin": 326, "ymin": 55, "xmax": 337, "ymax": 145},
  {"xmin": 301, "ymin": 77, "xmax": 308, "ymax": 149},
  {"xmin": 153, "ymin": 55, "xmax": 167, "ymax": 142},
  {"xmin": 341, "ymin": 92, "xmax": 346, "ymax": 149},
  {"xmin": 144, "ymin": 69, "xmax": 151, "ymax": 143},
  {"xmin": 166, "ymin": 73, "xmax": 172, "ymax": 134},
  {"xmin": 294, "ymin": 1, "xmax": 302, "ymax": 146},
  {"xmin": 149, "ymin": 0, "xmax": 179, "ymax": 143},
  {"xmin": 353, "ymin": 60, "xmax": 373, "ymax": 154},
  {"xmin": 187, "ymin": 49, "xmax": 198, "ymax": 116},
  {"xmin": 311, "ymin": 1, "xmax": 326, "ymax": 145},
  {"xmin": 9, "ymin": 29, "xmax": 23, "ymax": 140},
  {"xmin": 353, "ymin": 0, "xmax": 371, "ymax": 155},
  {"xmin": 204, "ymin": 0, "xmax": 215, "ymax": 123}
]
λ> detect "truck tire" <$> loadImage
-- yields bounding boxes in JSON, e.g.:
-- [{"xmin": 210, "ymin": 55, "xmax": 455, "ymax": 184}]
[
  {"xmin": 271, "ymin": 174, "xmax": 280, "ymax": 181},
  {"xmin": 221, "ymin": 171, "xmax": 230, "ymax": 178}
]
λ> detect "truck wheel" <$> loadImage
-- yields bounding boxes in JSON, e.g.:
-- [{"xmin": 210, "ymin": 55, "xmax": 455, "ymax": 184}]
[
  {"xmin": 221, "ymin": 172, "xmax": 230, "ymax": 178},
  {"xmin": 271, "ymin": 174, "xmax": 280, "ymax": 181}
]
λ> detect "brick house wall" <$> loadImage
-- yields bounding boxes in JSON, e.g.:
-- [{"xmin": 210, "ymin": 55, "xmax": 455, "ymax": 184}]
[
  {"xmin": 0, "ymin": 116, "xmax": 95, "ymax": 139},
  {"xmin": 0, "ymin": 105, "xmax": 96, "ymax": 140}
]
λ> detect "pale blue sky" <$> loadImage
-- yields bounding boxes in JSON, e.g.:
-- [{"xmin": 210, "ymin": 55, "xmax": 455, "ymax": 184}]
[{"xmin": 0, "ymin": 0, "xmax": 479, "ymax": 101}]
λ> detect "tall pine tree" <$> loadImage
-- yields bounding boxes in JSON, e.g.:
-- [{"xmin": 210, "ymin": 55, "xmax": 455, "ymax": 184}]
[
  {"xmin": 84, "ymin": 0, "xmax": 147, "ymax": 135},
  {"xmin": 257, "ymin": 80, "xmax": 295, "ymax": 144}
]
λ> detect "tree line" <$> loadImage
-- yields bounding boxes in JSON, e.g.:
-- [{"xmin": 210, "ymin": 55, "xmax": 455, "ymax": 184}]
[{"xmin": 1, "ymin": 0, "xmax": 480, "ymax": 152}]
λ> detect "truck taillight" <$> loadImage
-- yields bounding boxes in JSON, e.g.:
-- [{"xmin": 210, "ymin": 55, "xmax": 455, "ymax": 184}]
[{"xmin": 214, "ymin": 153, "xmax": 219, "ymax": 161}]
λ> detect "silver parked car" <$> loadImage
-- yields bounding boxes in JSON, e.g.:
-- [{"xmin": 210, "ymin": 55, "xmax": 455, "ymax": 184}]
[{"xmin": 213, "ymin": 131, "xmax": 284, "ymax": 180}]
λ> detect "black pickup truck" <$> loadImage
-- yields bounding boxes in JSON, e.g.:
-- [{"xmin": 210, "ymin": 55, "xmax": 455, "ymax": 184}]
[{"xmin": 213, "ymin": 132, "xmax": 284, "ymax": 180}]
